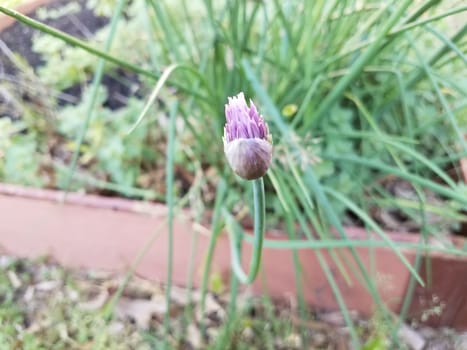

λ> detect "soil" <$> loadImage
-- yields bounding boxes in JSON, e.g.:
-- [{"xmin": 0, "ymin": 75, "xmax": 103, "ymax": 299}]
[
  {"xmin": 0, "ymin": 0, "xmax": 139, "ymax": 110},
  {"xmin": 0, "ymin": 0, "xmax": 107, "ymax": 75}
]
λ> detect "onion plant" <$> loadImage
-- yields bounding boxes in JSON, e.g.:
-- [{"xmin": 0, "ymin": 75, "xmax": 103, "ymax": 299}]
[{"xmin": 223, "ymin": 92, "xmax": 272, "ymax": 283}]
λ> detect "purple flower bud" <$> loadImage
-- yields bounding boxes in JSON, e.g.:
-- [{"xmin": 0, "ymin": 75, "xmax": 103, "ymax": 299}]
[{"xmin": 223, "ymin": 92, "xmax": 273, "ymax": 180}]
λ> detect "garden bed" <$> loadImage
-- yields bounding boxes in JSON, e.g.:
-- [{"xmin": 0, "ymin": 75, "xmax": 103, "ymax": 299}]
[
  {"xmin": 2, "ymin": 0, "xmax": 467, "ymax": 346},
  {"xmin": 0, "ymin": 0, "xmax": 166, "ymax": 197},
  {"xmin": 1, "ymin": 0, "xmax": 465, "ymax": 236}
]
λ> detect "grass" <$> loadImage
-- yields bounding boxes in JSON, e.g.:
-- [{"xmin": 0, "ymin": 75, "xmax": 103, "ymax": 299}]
[
  {"xmin": 0, "ymin": 257, "xmax": 148, "ymax": 350},
  {"xmin": 0, "ymin": 0, "xmax": 467, "ymax": 348}
]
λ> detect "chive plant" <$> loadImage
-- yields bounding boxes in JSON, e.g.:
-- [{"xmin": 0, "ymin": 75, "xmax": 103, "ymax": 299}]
[{"xmin": 223, "ymin": 92, "xmax": 272, "ymax": 283}]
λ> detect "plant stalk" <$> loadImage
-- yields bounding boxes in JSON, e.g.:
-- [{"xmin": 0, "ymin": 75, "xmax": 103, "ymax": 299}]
[{"xmin": 230, "ymin": 177, "xmax": 265, "ymax": 284}]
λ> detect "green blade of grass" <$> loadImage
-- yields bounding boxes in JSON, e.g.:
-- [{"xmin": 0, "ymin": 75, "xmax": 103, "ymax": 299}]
[
  {"xmin": 407, "ymin": 24, "xmax": 467, "ymax": 87},
  {"xmin": 322, "ymin": 153, "xmax": 467, "ymax": 205},
  {"xmin": 127, "ymin": 64, "xmax": 179, "ymax": 135},
  {"xmin": 345, "ymin": 92, "xmax": 456, "ymax": 188},
  {"xmin": 241, "ymin": 236, "xmax": 467, "ymax": 257},
  {"xmin": 200, "ymin": 179, "xmax": 227, "ymax": 335},
  {"xmin": 273, "ymin": 165, "xmax": 352, "ymax": 285},
  {"xmin": 324, "ymin": 187, "xmax": 424, "ymax": 286},
  {"xmin": 242, "ymin": 58, "xmax": 391, "ymax": 330},
  {"xmin": 407, "ymin": 32, "xmax": 467, "ymax": 152},
  {"xmin": 308, "ymin": 0, "xmax": 412, "ymax": 127},
  {"xmin": 62, "ymin": 0, "xmax": 127, "ymax": 195},
  {"xmin": 162, "ymin": 101, "xmax": 178, "ymax": 349}
]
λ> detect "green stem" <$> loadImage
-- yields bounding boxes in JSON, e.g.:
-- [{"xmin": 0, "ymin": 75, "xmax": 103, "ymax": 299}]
[
  {"xmin": 200, "ymin": 179, "xmax": 226, "ymax": 335},
  {"xmin": 229, "ymin": 177, "xmax": 265, "ymax": 284},
  {"xmin": 308, "ymin": 0, "xmax": 413, "ymax": 127},
  {"xmin": 163, "ymin": 102, "xmax": 178, "ymax": 349}
]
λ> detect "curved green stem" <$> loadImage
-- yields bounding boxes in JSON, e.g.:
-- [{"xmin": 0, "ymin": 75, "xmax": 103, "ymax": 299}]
[{"xmin": 229, "ymin": 177, "xmax": 266, "ymax": 284}]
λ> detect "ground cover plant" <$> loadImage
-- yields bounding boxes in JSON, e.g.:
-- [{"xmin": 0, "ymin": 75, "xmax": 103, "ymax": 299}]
[
  {"xmin": 0, "ymin": 255, "xmax": 355, "ymax": 349},
  {"xmin": 1, "ymin": 0, "xmax": 467, "ymax": 348}
]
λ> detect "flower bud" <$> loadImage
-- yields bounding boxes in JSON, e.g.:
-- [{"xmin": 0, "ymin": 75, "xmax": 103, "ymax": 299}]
[{"xmin": 223, "ymin": 92, "xmax": 273, "ymax": 180}]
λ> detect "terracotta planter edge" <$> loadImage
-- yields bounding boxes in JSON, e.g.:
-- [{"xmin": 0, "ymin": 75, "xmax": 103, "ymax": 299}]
[{"xmin": 1, "ymin": 183, "xmax": 467, "ymax": 330}]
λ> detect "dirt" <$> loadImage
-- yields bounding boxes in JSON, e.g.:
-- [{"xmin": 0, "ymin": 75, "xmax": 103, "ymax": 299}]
[
  {"xmin": 0, "ymin": 0, "xmax": 108, "ymax": 76},
  {"xmin": 0, "ymin": 0, "xmax": 139, "ymax": 110}
]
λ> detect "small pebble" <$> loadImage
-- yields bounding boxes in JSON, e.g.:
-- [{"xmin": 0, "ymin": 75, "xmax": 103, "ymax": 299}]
[
  {"xmin": 284, "ymin": 333, "xmax": 302, "ymax": 348},
  {"xmin": 310, "ymin": 332, "xmax": 327, "ymax": 347},
  {"xmin": 398, "ymin": 323, "xmax": 425, "ymax": 350},
  {"xmin": 455, "ymin": 332, "xmax": 467, "ymax": 350}
]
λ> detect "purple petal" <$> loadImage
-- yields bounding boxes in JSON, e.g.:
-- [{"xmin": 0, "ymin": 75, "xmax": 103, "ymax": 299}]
[{"xmin": 224, "ymin": 92, "xmax": 269, "ymax": 142}]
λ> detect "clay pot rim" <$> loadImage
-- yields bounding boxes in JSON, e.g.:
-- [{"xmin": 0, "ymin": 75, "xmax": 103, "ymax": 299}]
[{"xmin": 1, "ymin": 182, "xmax": 466, "ymax": 262}]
